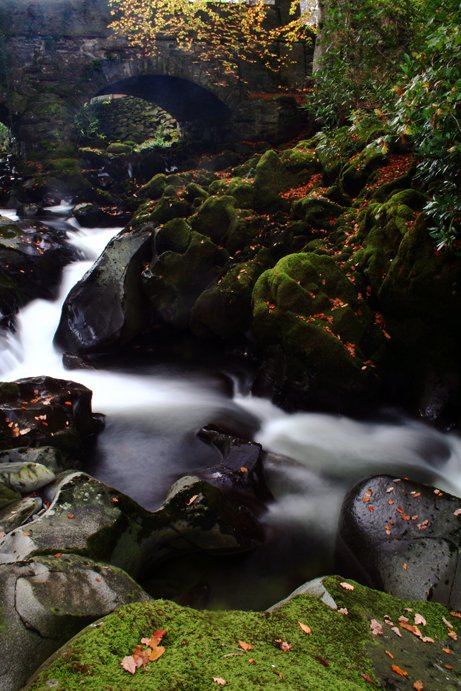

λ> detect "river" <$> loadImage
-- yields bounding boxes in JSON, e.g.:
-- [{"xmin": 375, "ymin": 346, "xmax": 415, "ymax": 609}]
[{"xmin": 1, "ymin": 205, "xmax": 461, "ymax": 610}]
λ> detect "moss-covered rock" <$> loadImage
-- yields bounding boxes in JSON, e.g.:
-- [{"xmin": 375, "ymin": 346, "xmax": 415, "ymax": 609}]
[
  {"xmin": 252, "ymin": 253, "xmax": 384, "ymax": 413},
  {"xmin": 190, "ymin": 195, "xmax": 239, "ymax": 245},
  {"xmin": 280, "ymin": 141, "xmax": 321, "ymax": 175},
  {"xmin": 143, "ymin": 231, "xmax": 228, "ymax": 328},
  {"xmin": 191, "ymin": 252, "xmax": 273, "ymax": 340},
  {"xmin": 291, "ymin": 194, "xmax": 348, "ymax": 229},
  {"xmin": 155, "ymin": 218, "xmax": 191, "ymax": 256},
  {"xmin": 138, "ymin": 173, "xmax": 167, "ymax": 200},
  {"xmin": 341, "ymin": 145, "xmax": 388, "ymax": 197},
  {"xmin": 106, "ymin": 142, "xmax": 133, "ymax": 155},
  {"xmin": 184, "ymin": 182, "xmax": 208, "ymax": 203},
  {"xmin": 22, "ymin": 576, "xmax": 461, "ymax": 691}
]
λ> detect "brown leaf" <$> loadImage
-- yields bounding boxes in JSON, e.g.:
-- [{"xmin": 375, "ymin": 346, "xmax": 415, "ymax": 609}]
[
  {"xmin": 298, "ymin": 621, "xmax": 311, "ymax": 634},
  {"xmin": 54, "ymin": 553, "xmax": 62, "ymax": 558},
  {"xmin": 187, "ymin": 495, "xmax": 199, "ymax": 506},
  {"xmin": 392, "ymin": 665, "xmax": 407, "ymax": 676},
  {"xmin": 385, "ymin": 651, "xmax": 394, "ymax": 659},
  {"xmin": 340, "ymin": 582, "xmax": 354, "ymax": 590},
  {"xmin": 238, "ymin": 640, "xmax": 253, "ymax": 651},
  {"xmin": 450, "ymin": 611, "xmax": 461, "ymax": 619},
  {"xmin": 315, "ymin": 656, "xmax": 329, "ymax": 667},
  {"xmin": 212, "ymin": 678, "xmax": 226, "ymax": 686},
  {"xmin": 121, "ymin": 656, "xmax": 136, "ymax": 674},
  {"xmin": 442, "ymin": 648, "xmax": 451, "ymax": 654},
  {"xmin": 360, "ymin": 673, "xmax": 375, "ymax": 683},
  {"xmin": 273, "ymin": 671, "xmax": 283, "ymax": 679},
  {"xmin": 413, "ymin": 681, "xmax": 423, "ymax": 691},
  {"xmin": 448, "ymin": 631, "xmax": 458, "ymax": 640},
  {"xmin": 275, "ymin": 639, "xmax": 293, "ymax": 652},
  {"xmin": 248, "ymin": 659, "xmax": 256, "ymax": 664},
  {"xmin": 149, "ymin": 645, "xmax": 166, "ymax": 661}
]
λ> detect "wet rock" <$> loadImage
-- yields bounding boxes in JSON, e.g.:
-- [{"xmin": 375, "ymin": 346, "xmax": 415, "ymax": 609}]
[
  {"xmin": 62, "ymin": 352, "xmax": 97, "ymax": 371},
  {"xmin": 0, "ymin": 483, "xmax": 20, "ymax": 510},
  {"xmin": 0, "ymin": 462, "xmax": 55, "ymax": 493},
  {"xmin": 0, "ymin": 496, "xmax": 43, "ymax": 534},
  {"xmin": 196, "ymin": 431, "xmax": 274, "ymax": 513},
  {"xmin": 0, "ymin": 376, "xmax": 103, "ymax": 463},
  {"xmin": 0, "ymin": 555, "xmax": 149, "ymax": 691},
  {"xmin": 138, "ymin": 172, "xmax": 167, "ymax": 199},
  {"xmin": 336, "ymin": 474, "xmax": 461, "ymax": 609},
  {"xmin": 0, "ymin": 446, "xmax": 67, "ymax": 473},
  {"xmin": 54, "ymin": 226, "xmax": 155, "ymax": 354},
  {"xmin": 72, "ymin": 203, "xmax": 130, "ymax": 228},
  {"xmin": 0, "ymin": 215, "xmax": 77, "ymax": 330}
]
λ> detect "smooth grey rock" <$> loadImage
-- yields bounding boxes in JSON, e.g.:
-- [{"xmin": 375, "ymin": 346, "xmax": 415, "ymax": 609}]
[
  {"xmin": 0, "ymin": 497, "xmax": 42, "ymax": 534},
  {"xmin": 0, "ymin": 462, "xmax": 55, "ymax": 493},
  {"xmin": 267, "ymin": 576, "xmax": 338, "ymax": 612},
  {"xmin": 336, "ymin": 474, "xmax": 461, "ymax": 609},
  {"xmin": 0, "ymin": 555, "xmax": 149, "ymax": 691},
  {"xmin": 0, "ymin": 446, "xmax": 66, "ymax": 473}
]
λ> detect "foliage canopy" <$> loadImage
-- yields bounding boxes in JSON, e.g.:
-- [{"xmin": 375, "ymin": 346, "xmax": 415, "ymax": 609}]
[{"xmin": 108, "ymin": 0, "xmax": 314, "ymax": 87}]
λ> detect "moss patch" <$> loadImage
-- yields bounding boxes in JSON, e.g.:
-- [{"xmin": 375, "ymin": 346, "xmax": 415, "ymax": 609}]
[{"xmin": 25, "ymin": 576, "xmax": 461, "ymax": 691}]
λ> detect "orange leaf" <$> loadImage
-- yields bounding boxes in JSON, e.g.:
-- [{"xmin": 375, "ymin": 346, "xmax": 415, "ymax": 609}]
[
  {"xmin": 442, "ymin": 648, "xmax": 451, "ymax": 654},
  {"xmin": 385, "ymin": 651, "xmax": 394, "ymax": 659},
  {"xmin": 121, "ymin": 656, "xmax": 136, "ymax": 674},
  {"xmin": 450, "ymin": 611, "xmax": 461, "ymax": 618},
  {"xmin": 392, "ymin": 665, "xmax": 407, "ymax": 676},
  {"xmin": 68, "ymin": 514, "xmax": 75, "ymax": 519},
  {"xmin": 248, "ymin": 659, "xmax": 256, "ymax": 663},
  {"xmin": 240, "ymin": 467, "xmax": 248, "ymax": 473},
  {"xmin": 239, "ymin": 641, "xmax": 253, "ymax": 651},
  {"xmin": 298, "ymin": 621, "xmax": 311, "ymax": 634},
  {"xmin": 212, "ymin": 678, "xmax": 226, "ymax": 686},
  {"xmin": 414, "ymin": 614, "xmax": 426, "ymax": 626},
  {"xmin": 338, "ymin": 608, "xmax": 348, "ymax": 615},
  {"xmin": 360, "ymin": 673, "xmax": 375, "ymax": 683},
  {"xmin": 370, "ymin": 620, "xmax": 383, "ymax": 636},
  {"xmin": 413, "ymin": 681, "xmax": 423, "ymax": 691},
  {"xmin": 340, "ymin": 582, "xmax": 354, "ymax": 590},
  {"xmin": 275, "ymin": 639, "xmax": 293, "ymax": 652},
  {"xmin": 187, "ymin": 495, "xmax": 198, "ymax": 506},
  {"xmin": 149, "ymin": 629, "xmax": 167, "ymax": 647},
  {"xmin": 54, "ymin": 553, "xmax": 62, "ymax": 558},
  {"xmin": 149, "ymin": 645, "xmax": 166, "ymax": 661},
  {"xmin": 273, "ymin": 671, "xmax": 283, "ymax": 679}
]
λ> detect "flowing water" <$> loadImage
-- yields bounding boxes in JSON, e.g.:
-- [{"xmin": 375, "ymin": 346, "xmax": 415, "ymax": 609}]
[{"xmin": 2, "ymin": 205, "xmax": 461, "ymax": 610}]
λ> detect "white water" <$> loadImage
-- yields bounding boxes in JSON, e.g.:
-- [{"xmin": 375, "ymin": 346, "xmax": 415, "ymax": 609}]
[{"xmin": 2, "ymin": 205, "xmax": 461, "ymax": 607}]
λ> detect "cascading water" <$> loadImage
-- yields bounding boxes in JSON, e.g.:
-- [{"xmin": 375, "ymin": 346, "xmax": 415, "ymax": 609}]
[{"xmin": 2, "ymin": 205, "xmax": 461, "ymax": 609}]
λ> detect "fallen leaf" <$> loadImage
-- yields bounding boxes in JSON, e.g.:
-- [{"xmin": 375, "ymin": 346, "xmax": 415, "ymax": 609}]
[
  {"xmin": 454, "ymin": 508, "xmax": 461, "ymax": 516},
  {"xmin": 415, "ymin": 614, "xmax": 426, "ymax": 626},
  {"xmin": 370, "ymin": 620, "xmax": 383, "ymax": 636},
  {"xmin": 403, "ymin": 563, "xmax": 407, "ymax": 570},
  {"xmin": 67, "ymin": 514, "xmax": 75, "ymax": 519},
  {"xmin": 275, "ymin": 639, "xmax": 293, "ymax": 652},
  {"xmin": 240, "ymin": 467, "xmax": 248, "ymax": 473},
  {"xmin": 212, "ymin": 678, "xmax": 226, "ymax": 686},
  {"xmin": 238, "ymin": 641, "xmax": 253, "ymax": 650},
  {"xmin": 338, "ymin": 608, "xmax": 348, "ymax": 615},
  {"xmin": 121, "ymin": 656, "xmax": 136, "ymax": 674},
  {"xmin": 385, "ymin": 651, "xmax": 394, "ymax": 659},
  {"xmin": 391, "ymin": 627, "xmax": 402, "ymax": 637},
  {"xmin": 392, "ymin": 665, "xmax": 407, "ymax": 676},
  {"xmin": 273, "ymin": 671, "xmax": 283, "ymax": 679},
  {"xmin": 315, "ymin": 656, "xmax": 329, "ymax": 667},
  {"xmin": 448, "ymin": 631, "xmax": 457, "ymax": 640},
  {"xmin": 298, "ymin": 621, "xmax": 311, "ymax": 634},
  {"xmin": 248, "ymin": 659, "xmax": 256, "ymax": 663},
  {"xmin": 340, "ymin": 582, "xmax": 354, "ymax": 590},
  {"xmin": 143, "ymin": 629, "xmax": 167, "ymax": 648},
  {"xmin": 443, "ymin": 617, "xmax": 453, "ymax": 629},
  {"xmin": 413, "ymin": 681, "xmax": 423, "ymax": 691},
  {"xmin": 187, "ymin": 495, "xmax": 198, "ymax": 506},
  {"xmin": 112, "ymin": 498, "xmax": 119, "ymax": 503},
  {"xmin": 149, "ymin": 646, "xmax": 166, "ymax": 661},
  {"xmin": 451, "ymin": 611, "xmax": 461, "ymax": 618},
  {"xmin": 442, "ymin": 648, "xmax": 451, "ymax": 654},
  {"xmin": 0, "ymin": 532, "xmax": 4, "ymax": 540},
  {"xmin": 54, "ymin": 553, "xmax": 62, "ymax": 558},
  {"xmin": 445, "ymin": 665, "xmax": 453, "ymax": 670},
  {"xmin": 422, "ymin": 637, "xmax": 434, "ymax": 643},
  {"xmin": 360, "ymin": 673, "xmax": 375, "ymax": 683}
]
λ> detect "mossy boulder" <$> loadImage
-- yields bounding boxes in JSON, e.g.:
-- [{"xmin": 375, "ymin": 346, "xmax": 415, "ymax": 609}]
[
  {"xmin": 155, "ymin": 218, "xmax": 191, "ymax": 256},
  {"xmin": 252, "ymin": 253, "xmax": 383, "ymax": 413},
  {"xmin": 22, "ymin": 576, "xmax": 461, "ymax": 691},
  {"xmin": 291, "ymin": 194, "xmax": 348, "ymax": 229},
  {"xmin": 190, "ymin": 195, "xmax": 239, "ymax": 245},
  {"xmin": 148, "ymin": 194, "xmax": 191, "ymax": 225},
  {"xmin": 54, "ymin": 226, "xmax": 155, "ymax": 354},
  {"xmin": 106, "ymin": 142, "xmax": 134, "ymax": 155},
  {"xmin": 224, "ymin": 178, "xmax": 255, "ymax": 209},
  {"xmin": 138, "ymin": 173, "xmax": 167, "ymax": 200},
  {"xmin": 142, "ymin": 231, "xmax": 228, "ymax": 328},
  {"xmin": 341, "ymin": 145, "xmax": 388, "ymax": 197},
  {"xmin": 191, "ymin": 253, "xmax": 272, "ymax": 340},
  {"xmin": 184, "ymin": 182, "xmax": 208, "ymax": 203},
  {"xmin": 252, "ymin": 149, "xmax": 297, "ymax": 212}
]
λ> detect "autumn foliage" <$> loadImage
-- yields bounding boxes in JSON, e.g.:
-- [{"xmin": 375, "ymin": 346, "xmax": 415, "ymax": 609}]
[{"xmin": 108, "ymin": 0, "xmax": 314, "ymax": 86}]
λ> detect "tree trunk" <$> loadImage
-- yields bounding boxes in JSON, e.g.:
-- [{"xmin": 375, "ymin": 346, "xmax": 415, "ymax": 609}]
[{"xmin": 312, "ymin": 0, "xmax": 327, "ymax": 73}]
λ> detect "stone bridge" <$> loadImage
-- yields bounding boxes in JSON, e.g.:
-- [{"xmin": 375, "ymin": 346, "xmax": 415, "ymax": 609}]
[{"xmin": 0, "ymin": 0, "xmax": 314, "ymax": 153}]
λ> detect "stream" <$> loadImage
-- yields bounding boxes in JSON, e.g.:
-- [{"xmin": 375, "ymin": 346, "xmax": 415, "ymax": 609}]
[{"xmin": 2, "ymin": 205, "xmax": 461, "ymax": 611}]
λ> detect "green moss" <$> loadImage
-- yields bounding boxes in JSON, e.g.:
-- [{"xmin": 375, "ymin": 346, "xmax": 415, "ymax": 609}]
[
  {"xmin": 253, "ymin": 149, "xmax": 297, "ymax": 213},
  {"xmin": 25, "ymin": 576, "xmax": 461, "ymax": 691},
  {"xmin": 106, "ymin": 142, "xmax": 133, "ymax": 155},
  {"xmin": 155, "ymin": 219, "xmax": 191, "ymax": 256},
  {"xmin": 139, "ymin": 174, "xmax": 167, "ymax": 200},
  {"xmin": 0, "ymin": 382, "xmax": 19, "ymax": 397},
  {"xmin": 190, "ymin": 195, "xmax": 238, "ymax": 245},
  {"xmin": 341, "ymin": 146, "xmax": 388, "ymax": 197}
]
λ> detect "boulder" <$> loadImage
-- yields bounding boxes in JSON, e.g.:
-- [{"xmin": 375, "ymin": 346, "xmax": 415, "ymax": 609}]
[
  {"xmin": 251, "ymin": 252, "xmax": 384, "ymax": 413},
  {"xmin": 142, "ymin": 230, "xmax": 227, "ymax": 329},
  {"xmin": 0, "ymin": 462, "xmax": 55, "ymax": 492},
  {"xmin": 21, "ymin": 575, "xmax": 461, "ymax": 691},
  {"xmin": 0, "ymin": 376, "xmax": 103, "ymax": 463},
  {"xmin": 0, "ymin": 496, "xmax": 43, "ymax": 534},
  {"xmin": 0, "ymin": 446, "xmax": 67, "ymax": 473},
  {"xmin": 0, "ymin": 555, "xmax": 149, "ymax": 691},
  {"xmin": 54, "ymin": 225, "xmax": 155, "ymax": 353},
  {"xmin": 336, "ymin": 474, "xmax": 461, "ymax": 609},
  {"xmin": 190, "ymin": 195, "xmax": 239, "ymax": 245}
]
